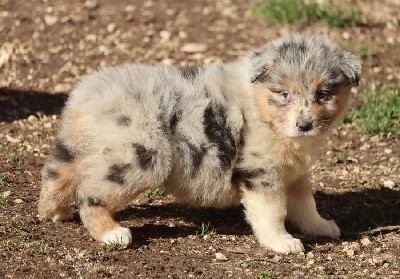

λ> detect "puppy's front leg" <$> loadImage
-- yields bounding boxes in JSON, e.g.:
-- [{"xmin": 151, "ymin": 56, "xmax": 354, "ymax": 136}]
[
  {"xmin": 241, "ymin": 185, "xmax": 304, "ymax": 254},
  {"xmin": 287, "ymin": 175, "xmax": 340, "ymax": 238}
]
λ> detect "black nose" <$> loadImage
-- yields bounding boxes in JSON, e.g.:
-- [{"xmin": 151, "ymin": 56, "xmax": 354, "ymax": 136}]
[{"xmin": 296, "ymin": 121, "xmax": 313, "ymax": 132}]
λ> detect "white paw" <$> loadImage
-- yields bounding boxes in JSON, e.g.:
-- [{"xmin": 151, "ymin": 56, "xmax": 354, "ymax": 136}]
[
  {"xmin": 261, "ymin": 234, "xmax": 305, "ymax": 254},
  {"xmin": 301, "ymin": 218, "xmax": 341, "ymax": 238},
  {"xmin": 101, "ymin": 226, "xmax": 132, "ymax": 246}
]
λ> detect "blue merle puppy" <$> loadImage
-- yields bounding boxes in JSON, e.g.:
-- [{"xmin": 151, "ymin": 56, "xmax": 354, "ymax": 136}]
[{"xmin": 38, "ymin": 34, "xmax": 361, "ymax": 254}]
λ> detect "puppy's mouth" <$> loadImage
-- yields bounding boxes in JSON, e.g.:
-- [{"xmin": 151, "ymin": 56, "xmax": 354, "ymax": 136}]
[{"xmin": 288, "ymin": 128, "xmax": 320, "ymax": 138}]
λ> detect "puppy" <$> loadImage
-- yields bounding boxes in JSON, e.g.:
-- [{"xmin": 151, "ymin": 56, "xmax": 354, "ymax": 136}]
[{"xmin": 38, "ymin": 33, "xmax": 361, "ymax": 254}]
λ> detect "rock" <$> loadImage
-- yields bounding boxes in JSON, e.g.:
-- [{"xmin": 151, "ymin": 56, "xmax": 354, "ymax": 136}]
[
  {"xmin": 27, "ymin": 115, "xmax": 39, "ymax": 123},
  {"xmin": 383, "ymin": 180, "xmax": 395, "ymax": 189},
  {"xmin": 215, "ymin": 252, "xmax": 228, "ymax": 261},
  {"xmin": 178, "ymin": 31, "xmax": 188, "ymax": 39},
  {"xmin": 370, "ymin": 135, "xmax": 380, "ymax": 143},
  {"xmin": 359, "ymin": 143, "xmax": 371, "ymax": 151},
  {"xmin": 349, "ymin": 243, "xmax": 360, "ymax": 252},
  {"xmin": 159, "ymin": 30, "xmax": 171, "ymax": 41},
  {"xmin": 3, "ymin": 191, "xmax": 11, "ymax": 198},
  {"xmin": 293, "ymin": 270, "xmax": 305, "ymax": 276},
  {"xmin": 124, "ymin": 5, "xmax": 136, "ymax": 12},
  {"xmin": 342, "ymin": 32, "xmax": 350, "ymax": 40},
  {"xmin": 346, "ymin": 249, "xmax": 355, "ymax": 257},
  {"xmin": 0, "ymin": 43, "xmax": 13, "ymax": 68},
  {"xmin": 14, "ymin": 198, "xmax": 23, "ymax": 204},
  {"xmin": 6, "ymin": 134, "xmax": 21, "ymax": 143},
  {"xmin": 107, "ymin": 23, "xmax": 116, "ymax": 33},
  {"xmin": 384, "ymin": 148, "xmax": 392, "ymax": 154},
  {"xmin": 54, "ymin": 83, "xmax": 70, "ymax": 92},
  {"xmin": 85, "ymin": 0, "xmax": 98, "ymax": 9},
  {"xmin": 180, "ymin": 43, "xmax": 208, "ymax": 53},
  {"xmin": 44, "ymin": 15, "xmax": 58, "ymax": 26},
  {"xmin": 361, "ymin": 237, "xmax": 372, "ymax": 246}
]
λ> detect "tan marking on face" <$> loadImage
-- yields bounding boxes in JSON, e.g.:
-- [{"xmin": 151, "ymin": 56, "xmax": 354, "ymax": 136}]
[
  {"xmin": 331, "ymin": 85, "xmax": 351, "ymax": 119},
  {"xmin": 253, "ymin": 84, "xmax": 289, "ymax": 132},
  {"xmin": 280, "ymin": 77, "xmax": 299, "ymax": 95}
]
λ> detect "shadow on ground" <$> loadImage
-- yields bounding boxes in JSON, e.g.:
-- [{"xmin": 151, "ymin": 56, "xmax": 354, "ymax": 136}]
[
  {"xmin": 113, "ymin": 188, "xmax": 399, "ymax": 247},
  {"xmin": 0, "ymin": 88, "xmax": 68, "ymax": 122}
]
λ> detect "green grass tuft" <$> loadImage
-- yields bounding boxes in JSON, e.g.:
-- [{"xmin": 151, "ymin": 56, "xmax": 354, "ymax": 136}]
[
  {"xmin": 0, "ymin": 193, "xmax": 9, "ymax": 207},
  {"xmin": 11, "ymin": 240, "xmax": 51, "ymax": 257},
  {"xmin": 6, "ymin": 151, "xmax": 19, "ymax": 165},
  {"xmin": 352, "ymin": 183, "xmax": 367, "ymax": 193},
  {"xmin": 102, "ymin": 242, "xmax": 127, "ymax": 252},
  {"xmin": 0, "ymin": 174, "xmax": 12, "ymax": 187},
  {"xmin": 196, "ymin": 222, "xmax": 217, "ymax": 239},
  {"xmin": 259, "ymin": 271, "xmax": 280, "ymax": 279},
  {"xmin": 330, "ymin": 154, "xmax": 345, "ymax": 165},
  {"xmin": 350, "ymin": 85, "xmax": 400, "ymax": 136},
  {"xmin": 255, "ymin": 0, "xmax": 362, "ymax": 27},
  {"xmin": 148, "ymin": 186, "xmax": 166, "ymax": 197}
]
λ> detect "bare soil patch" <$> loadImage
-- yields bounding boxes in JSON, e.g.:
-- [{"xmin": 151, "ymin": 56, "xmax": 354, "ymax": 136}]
[{"xmin": 1, "ymin": 0, "xmax": 399, "ymax": 278}]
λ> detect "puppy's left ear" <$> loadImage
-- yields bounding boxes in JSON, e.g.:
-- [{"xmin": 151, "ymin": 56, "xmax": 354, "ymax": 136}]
[
  {"xmin": 249, "ymin": 46, "xmax": 277, "ymax": 83},
  {"xmin": 339, "ymin": 51, "xmax": 362, "ymax": 86}
]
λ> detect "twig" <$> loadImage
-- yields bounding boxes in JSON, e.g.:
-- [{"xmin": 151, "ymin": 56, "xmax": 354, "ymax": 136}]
[
  {"xmin": 362, "ymin": 225, "xmax": 400, "ymax": 235},
  {"xmin": 343, "ymin": 225, "xmax": 400, "ymax": 236}
]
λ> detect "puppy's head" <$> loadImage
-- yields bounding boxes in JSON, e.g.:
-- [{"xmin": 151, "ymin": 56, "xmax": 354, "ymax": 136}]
[{"xmin": 249, "ymin": 34, "xmax": 361, "ymax": 138}]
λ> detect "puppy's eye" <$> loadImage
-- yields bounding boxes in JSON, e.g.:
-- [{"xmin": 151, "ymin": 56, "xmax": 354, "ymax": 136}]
[
  {"xmin": 315, "ymin": 90, "xmax": 329, "ymax": 101},
  {"xmin": 280, "ymin": 91, "xmax": 291, "ymax": 100}
]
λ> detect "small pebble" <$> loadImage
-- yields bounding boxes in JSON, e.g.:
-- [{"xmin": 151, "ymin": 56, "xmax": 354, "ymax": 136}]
[
  {"xmin": 383, "ymin": 180, "xmax": 395, "ymax": 189},
  {"xmin": 44, "ymin": 15, "xmax": 58, "ymax": 26},
  {"xmin": 180, "ymin": 43, "xmax": 208, "ymax": 53},
  {"xmin": 361, "ymin": 237, "xmax": 372, "ymax": 246},
  {"xmin": 85, "ymin": 0, "xmax": 98, "ymax": 9},
  {"xmin": 14, "ymin": 198, "xmax": 23, "ymax": 204},
  {"xmin": 215, "ymin": 252, "xmax": 228, "ymax": 261}
]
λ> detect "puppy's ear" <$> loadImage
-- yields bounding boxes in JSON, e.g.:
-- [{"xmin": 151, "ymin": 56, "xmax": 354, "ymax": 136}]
[
  {"xmin": 339, "ymin": 51, "xmax": 362, "ymax": 86},
  {"xmin": 249, "ymin": 46, "xmax": 277, "ymax": 83}
]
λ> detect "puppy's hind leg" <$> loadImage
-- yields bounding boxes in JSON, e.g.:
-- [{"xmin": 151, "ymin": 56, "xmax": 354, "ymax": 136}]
[
  {"xmin": 78, "ymin": 144, "xmax": 171, "ymax": 246},
  {"xmin": 287, "ymin": 176, "xmax": 340, "ymax": 238},
  {"xmin": 38, "ymin": 140, "xmax": 79, "ymax": 222},
  {"xmin": 241, "ymin": 185, "xmax": 304, "ymax": 254}
]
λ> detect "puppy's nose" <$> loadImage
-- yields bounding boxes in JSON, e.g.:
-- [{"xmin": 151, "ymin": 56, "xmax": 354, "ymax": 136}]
[{"xmin": 296, "ymin": 121, "xmax": 313, "ymax": 132}]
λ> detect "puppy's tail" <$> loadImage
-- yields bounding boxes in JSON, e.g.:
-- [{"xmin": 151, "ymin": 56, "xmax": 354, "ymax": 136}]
[{"xmin": 38, "ymin": 139, "xmax": 80, "ymax": 222}]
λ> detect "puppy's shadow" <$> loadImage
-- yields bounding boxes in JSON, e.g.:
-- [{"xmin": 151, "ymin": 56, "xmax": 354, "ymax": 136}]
[
  {"xmin": 115, "ymin": 203, "xmax": 251, "ymax": 247},
  {"xmin": 115, "ymin": 187, "xmax": 399, "ymax": 248},
  {"xmin": 0, "ymin": 88, "xmax": 67, "ymax": 122}
]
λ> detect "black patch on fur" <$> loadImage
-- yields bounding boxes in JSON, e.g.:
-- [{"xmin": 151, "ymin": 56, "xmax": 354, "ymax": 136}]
[
  {"xmin": 53, "ymin": 140, "xmax": 75, "ymax": 162},
  {"xmin": 203, "ymin": 105, "xmax": 236, "ymax": 170},
  {"xmin": 133, "ymin": 144, "xmax": 157, "ymax": 170},
  {"xmin": 170, "ymin": 112, "xmax": 179, "ymax": 132},
  {"xmin": 250, "ymin": 152, "xmax": 262, "ymax": 158},
  {"xmin": 87, "ymin": 197, "xmax": 105, "ymax": 207},
  {"xmin": 261, "ymin": 181, "xmax": 271, "ymax": 187},
  {"xmin": 78, "ymin": 198, "xmax": 84, "ymax": 207},
  {"xmin": 186, "ymin": 142, "xmax": 207, "ymax": 177},
  {"xmin": 106, "ymin": 163, "xmax": 132, "ymax": 184},
  {"xmin": 232, "ymin": 168, "xmax": 266, "ymax": 189},
  {"xmin": 44, "ymin": 168, "xmax": 59, "ymax": 180},
  {"xmin": 117, "ymin": 115, "xmax": 131, "ymax": 127},
  {"xmin": 180, "ymin": 66, "xmax": 200, "ymax": 81},
  {"xmin": 279, "ymin": 41, "xmax": 307, "ymax": 58}
]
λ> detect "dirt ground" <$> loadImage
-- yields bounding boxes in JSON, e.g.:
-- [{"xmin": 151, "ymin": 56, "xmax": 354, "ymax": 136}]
[{"xmin": 0, "ymin": 0, "xmax": 399, "ymax": 278}]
